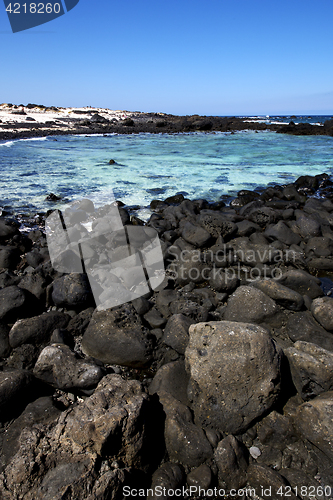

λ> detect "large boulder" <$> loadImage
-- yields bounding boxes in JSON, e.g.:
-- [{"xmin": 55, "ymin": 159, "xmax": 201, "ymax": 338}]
[
  {"xmin": 185, "ymin": 321, "xmax": 282, "ymax": 434},
  {"xmin": 82, "ymin": 304, "xmax": 154, "ymax": 367}
]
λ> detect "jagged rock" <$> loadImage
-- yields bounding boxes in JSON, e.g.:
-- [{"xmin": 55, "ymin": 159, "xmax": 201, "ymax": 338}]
[{"xmin": 185, "ymin": 321, "xmax": 282, "ymax": 434}]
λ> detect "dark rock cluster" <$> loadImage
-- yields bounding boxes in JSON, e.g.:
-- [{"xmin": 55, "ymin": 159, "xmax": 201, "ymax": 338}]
[{"xmin": 1, "ymin": 173, "xmax": 333, "ymax": 498}]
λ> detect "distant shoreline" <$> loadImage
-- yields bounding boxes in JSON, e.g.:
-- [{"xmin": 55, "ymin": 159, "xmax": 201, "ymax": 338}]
[{"xmin": 1, "ymin": 104, "xmax": 333, "ymax": 141}]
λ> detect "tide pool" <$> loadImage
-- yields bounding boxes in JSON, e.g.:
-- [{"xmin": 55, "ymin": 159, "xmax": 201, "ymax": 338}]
[{"xmin": 1, "ymin": 130, "xmax": 333, "ymax": 217}]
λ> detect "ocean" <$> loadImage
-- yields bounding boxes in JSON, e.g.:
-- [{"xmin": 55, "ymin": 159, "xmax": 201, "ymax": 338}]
[{"xmin": 1, "ymin": 116, "xmax": 333, "ymax": 219}]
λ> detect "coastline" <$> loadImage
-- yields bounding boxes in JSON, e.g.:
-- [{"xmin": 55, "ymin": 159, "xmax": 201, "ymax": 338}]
[
  {"xmin": 1, "ymin": 103, "xmax": 333, "ymax": 141},
  {"xmin": 1, "ymin": 173, "xmax": 333, "ymax": 496}
]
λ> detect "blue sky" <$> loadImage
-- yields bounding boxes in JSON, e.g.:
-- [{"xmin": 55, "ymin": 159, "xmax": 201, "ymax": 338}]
[{"xmin": 1, "ymin": 0, "xmax": 333, "ymax": 115}]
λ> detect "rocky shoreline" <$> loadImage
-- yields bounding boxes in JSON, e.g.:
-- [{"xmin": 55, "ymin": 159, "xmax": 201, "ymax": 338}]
[
  {"xmin": 1, "ymin": 103, "xmax": 333, "ymax": 141},
  {"xmin": 1, "ymin": 173, "xmax": 333, "ymax": 499}
]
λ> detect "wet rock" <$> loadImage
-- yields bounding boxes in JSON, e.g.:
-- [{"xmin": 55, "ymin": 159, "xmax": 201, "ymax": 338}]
[
  {"xmin": 251, "ymin": 279, "xmax": 304, "ymax": 311},
  {"xmin": 52, "ymin": 273, "xmax": 94, "ymax": 309},
  {"xmin": 285, "ymin": 341, "xmax": 333, "ymax": 400},
  {"xmin": 0, "ymin": 370, "xmax": 34, "ymax": 422},
  {"xmin": 311, "ymin": 296, "xmax": 333, "ymax": 331},
  {"xmin": 185, "ymin": 321, "xmax": 282, "ymax": 434},
  {"xmin": 33, "ymin": 344, "xmax": 104, "ymax": 391},
  {"xmin": 149, "ymin": 359, "xmax": 190, "ymax": 405},
  {"xmin": 0, "ymin": 285, "xmax": 42, "ymax": 322},
  {"xmin": 45, "ymin": 193, "xmax": 61, "ymax": 201},
  {"xmin": 163, "ymin": 313, "xmax": 195, "ymax": 354},
  {"xmin": 148, "ymin": 463, "xmax": 185, "ymax": 500},
  {"xmin": 159, "ymin": 391, "xmax": 213, "ymax": 467},
  {"xmin": 223, "ymin": 285, "xmax": 278, "ymax": 323},
  {"xmin": 295, "ymin": 391, "xmax": 333, "ymax": 462},
  {"xmin": 9, "ymin": 311, "xmax": 70, "ymax": 348},
  {"xmin": 82, "ymin": 305, "xmax": 154, "ymax": 367},
  {"xmin": 214, "ymin": 435, "xmax": 248, "ymax": 489}
]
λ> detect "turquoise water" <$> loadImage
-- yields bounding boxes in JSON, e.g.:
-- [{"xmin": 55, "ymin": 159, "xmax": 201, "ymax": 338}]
[{"xmin": 1, "ymin": 130, "xmax": 333, "ymax": 217}]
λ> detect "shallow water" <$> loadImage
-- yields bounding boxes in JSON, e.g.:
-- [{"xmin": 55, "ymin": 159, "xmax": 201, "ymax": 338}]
[{"xmin": 1, "ymin": 130, "xmax": 333, "ymax": 217}]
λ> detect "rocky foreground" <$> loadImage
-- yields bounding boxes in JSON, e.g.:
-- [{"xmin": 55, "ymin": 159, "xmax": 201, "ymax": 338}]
[
  {"xmin": 1, "ymin": 174, "xmax": 333, "ymax": 499},
  {"xmin": 1, "ymin": 103, "xmax": 333, "ymax": 140}
]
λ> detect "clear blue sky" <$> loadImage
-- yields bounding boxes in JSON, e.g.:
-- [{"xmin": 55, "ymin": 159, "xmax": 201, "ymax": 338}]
[{"xmin": 1, "ymin": 0, "xmax": 333, "ymax": 116}]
